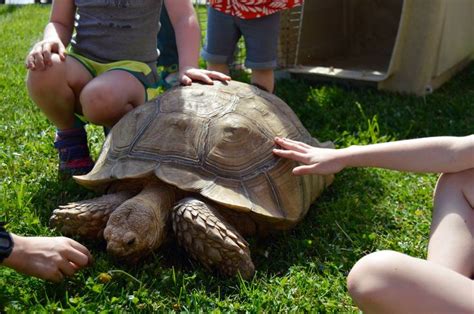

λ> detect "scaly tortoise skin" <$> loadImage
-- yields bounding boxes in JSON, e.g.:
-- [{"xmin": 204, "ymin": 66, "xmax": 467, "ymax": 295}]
[{"xmin": 50, "ymin": 80, "xmax": 334, "ymax": 279}]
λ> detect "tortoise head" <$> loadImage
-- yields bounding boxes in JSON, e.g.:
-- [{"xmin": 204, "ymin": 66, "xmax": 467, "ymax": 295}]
[{"xmin": 103, "ymin": 201, "xmax": 168, "ymax": 262}]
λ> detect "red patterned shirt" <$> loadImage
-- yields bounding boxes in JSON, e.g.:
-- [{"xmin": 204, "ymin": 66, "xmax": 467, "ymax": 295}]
[{"xmin": 210, "ymin": 0, "xmax": 303, "ymax": 19}]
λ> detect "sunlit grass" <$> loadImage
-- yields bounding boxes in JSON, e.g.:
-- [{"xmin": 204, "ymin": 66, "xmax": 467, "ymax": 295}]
[{"xmin": 0, "ymin": 4, "xmax": 473, "ymax": 312}]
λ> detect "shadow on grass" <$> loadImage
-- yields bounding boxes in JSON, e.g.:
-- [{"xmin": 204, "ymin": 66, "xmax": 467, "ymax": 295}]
[
  {"xmin": 250, "ymin": 168, "xmax": 389, "ymax": 278},
  {"xmin": 0, "ymin": 4, "xmax": 19, "ymax": 16},
  {"xmin": 30, "ymin": 176, "xmax": 98, "ymax": 227}
]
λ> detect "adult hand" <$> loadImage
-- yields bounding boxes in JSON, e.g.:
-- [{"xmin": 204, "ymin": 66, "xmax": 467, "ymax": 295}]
[
  {"xmin": 179, "ymin": 66, "xmax": 231, "ymax": 86},
  {"xmin": 273, "ymin": 137, "xmax": 346, "ymax": 175},
  {"xmin": 25, "ymin": 39, "xmax": 66, "ymax": 71},
  {"xmin": 2, "ymin": 234, "xmax": 92, "ymax": 282}
]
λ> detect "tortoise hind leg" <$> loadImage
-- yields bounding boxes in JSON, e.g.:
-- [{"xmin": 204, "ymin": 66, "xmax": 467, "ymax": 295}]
[
  {"xmin": 172, "ymin": 197, "xmax": 255, "ymax": 279},
  {"xmin": 50, "ymin": 190, "xmax": 134, "ymax": 239}
]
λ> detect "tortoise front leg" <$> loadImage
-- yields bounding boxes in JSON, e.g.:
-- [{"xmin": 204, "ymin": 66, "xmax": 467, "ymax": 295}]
[
  {"xmin": 172, "ymin": 197, "xmax": 255, "ymax": 279},
  {"xmin": 104, "ymin": 181, "xmax": 175, "ymax": 261},
  {"xmin": 50, "ymin": 190, "xmax": 134, "ymax": 239}
]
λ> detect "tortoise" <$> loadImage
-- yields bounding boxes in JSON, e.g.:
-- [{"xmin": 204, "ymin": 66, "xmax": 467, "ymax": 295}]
[{"xmin": 50, "ymin": 80, "xmax": 334, "ymax": 279}]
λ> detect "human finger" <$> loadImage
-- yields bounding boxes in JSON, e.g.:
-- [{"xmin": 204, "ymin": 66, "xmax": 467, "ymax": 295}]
[
  {"xmin": 296, "ymin": 161, "xmax": 343, "ymax": 175},
  {"xmin": 273, "ymin": 148, "xmax": 308, "ymax": 163},
  {"xmin": 188, "ymin": 71, "xmax": 214, "ymax": 84},
  {"xmin": 42, "ymin": 42, "xmax": 53, "ymax": 66},
  {"xmin": 57, "ymin": 43, "xmax": 67, "ymax": 61},
  {"xmin": 66, "ymin": 239, "xmax": 93, "ymax": 266},
  {"xmin": 180, "ymin": 74, "xmax": 192, "ymax": 86},
  {"xmin": 293, "ymin": 164, "xmax": 321, "ymax": 175},
  {"xmin": 58, "ymin": 258, "xmax": 78, "ymax": 277},
  {"xmin": 274, "ymin": 137, "xmax": 309, "ymax": 153},
  {"xmin": 68, "ymin": 238, "xmax": 92, "ymax": 258},
  {"xmin": 25, "ymin": 54, "xmax": 36, "ymax": 70},
  {"xmin": 31, "ymin": 48, "xmax": 46, "ymax": 71},
  {"xmin": 205, "ymin": 70, "xmax": 231, "ymax": 81},
  {"xmin": 276, "ymin": 137, "xmax": 313, "ymax": 150}
]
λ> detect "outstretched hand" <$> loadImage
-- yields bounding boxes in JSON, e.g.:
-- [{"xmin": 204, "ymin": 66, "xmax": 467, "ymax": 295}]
[
  {"xmin": 273, "ymin": 137, "xmax": 345, "ymax": 175},
  {"xmin": 25, "ymin": 39, "xmax": 67, "ymax": 71},
  {"xmin": 3, "ymin": 234, "xmax": 92, "ymax": 282},
  {"xmin": 179, "ymin": 66, "xmax": 231, "ymax": 86}
]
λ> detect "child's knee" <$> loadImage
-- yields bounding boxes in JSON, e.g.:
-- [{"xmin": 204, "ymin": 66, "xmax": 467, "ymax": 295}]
[
  {"xmin": 437, "ymin": 169, "xmax": 472, "ymax": 187},
  {"xmin": 80, "ymin": 85, "xmax": 131, "ymax": 125},
  {"xmin": 26, "ymin": 54, "xmax": 65, "ymax": 93},
  {"xmin": 347, "ymin": 250, "xmax": 400, "ymax": 301},
  {"xmin": 80, "ymin": 86, "xmax": 112, "ymax": 124},
  {"xmin": 437, "ymin": 169, "xmax": 474, "ymax": 207}
]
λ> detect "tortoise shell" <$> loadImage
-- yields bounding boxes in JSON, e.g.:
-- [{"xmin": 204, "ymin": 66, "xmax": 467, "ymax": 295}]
[{"xmin": 76, "ymin": 81, "xmax": 333, "ymax": 228}]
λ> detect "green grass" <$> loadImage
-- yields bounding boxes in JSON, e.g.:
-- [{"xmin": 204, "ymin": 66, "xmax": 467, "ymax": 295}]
[{"xmin": 1, "ymin": 4, "xmax": 473, "ymax": 312}]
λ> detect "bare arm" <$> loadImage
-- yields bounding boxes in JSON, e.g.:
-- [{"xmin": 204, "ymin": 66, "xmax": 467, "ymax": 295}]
[
  {"xmin": 339, "ymin": 136, "xmax": 474, "ymax": 173},
  {"xmin": 273, "ymin": 135, "xmax": 474, "ymax": 175},
  {"xmin": 2, "ymin": 234, "xmax": 92, "ymax": 282},
  {"xmin": 164, "ymin": 0, "xmax": 230, "ymax": 85},
  {"xmin": 46, "ymin": 0, "xmax": 76, "ymax": 47},
  {"xmin": 26, "ymin": 0, "xmax": 75, "ymax": 70}
]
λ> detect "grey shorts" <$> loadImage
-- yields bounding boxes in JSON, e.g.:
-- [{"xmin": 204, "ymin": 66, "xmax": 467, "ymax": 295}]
[{"xmin": 201, "ymin": 6, "xmax": 280, "ymax": 70}]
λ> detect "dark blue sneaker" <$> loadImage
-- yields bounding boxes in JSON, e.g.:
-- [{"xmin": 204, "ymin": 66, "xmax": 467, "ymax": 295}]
[{"xmin": 54, "ymin": 128, "xmax": 94, "ymax": 179}]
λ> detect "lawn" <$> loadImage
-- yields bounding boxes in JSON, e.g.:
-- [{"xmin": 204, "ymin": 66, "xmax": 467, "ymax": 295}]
[{"xmin": 0, "ymin": 4, "xmax": 473, "ymax": 312}]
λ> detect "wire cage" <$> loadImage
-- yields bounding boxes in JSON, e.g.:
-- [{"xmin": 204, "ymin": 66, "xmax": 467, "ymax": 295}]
[
  {"xmin": 278, "ymin": 0, "xmax": 474, "ymax": 95},
  {"xmin": 278, "ymin": 5, "xmax": 304, "ymax": 69}
]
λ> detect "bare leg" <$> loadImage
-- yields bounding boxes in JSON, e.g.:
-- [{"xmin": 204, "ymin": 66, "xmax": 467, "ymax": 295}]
[
  {"xmin": 251, "ymin": 68, "xmax": 274, "ymax": 93},
  {"xmin": 348, "ymin": 169, "xmax": 474, "ymax": 313},
  {"xmin": 27, "ymin": 54, "xmax": 92, "ymax": 129},
  {"xmin": 347, "ymin": 250, "xmax": 474, "ymax": 314},
  {"xmin": 207, "ymin": 62, "xmax": 230, "ymax": 76},
  {"xmin": 80, "ymin": 70, "xmax": 146, "ymax": 128},
  {"xmin": 429, "ymin": 169, "xmax": 474, "ymax": 276}
]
